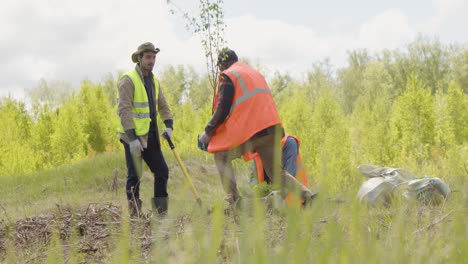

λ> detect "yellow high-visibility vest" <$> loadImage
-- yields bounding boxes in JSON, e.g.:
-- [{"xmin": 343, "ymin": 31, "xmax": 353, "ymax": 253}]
[{"xmin": 117, "ymin": 69, "xmax": 159, "ymax": 135}]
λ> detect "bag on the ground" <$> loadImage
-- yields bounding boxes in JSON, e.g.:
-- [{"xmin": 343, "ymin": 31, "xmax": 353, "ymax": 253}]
[
  {"xmin": 357, "ymin": 164, "xmax": 450, "ymax": 205},
  {"xmin": 403, "ymin": 177, "xmax": 451, "ymax": 205}
]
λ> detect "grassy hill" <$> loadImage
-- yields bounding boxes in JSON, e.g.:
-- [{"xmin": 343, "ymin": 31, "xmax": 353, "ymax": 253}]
[{"xmin": 0, "ymin": 152, "xmax": 467, "ymax": 263}]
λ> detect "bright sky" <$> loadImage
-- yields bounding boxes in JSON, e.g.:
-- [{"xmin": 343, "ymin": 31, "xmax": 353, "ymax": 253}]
[{"xmin": 1, "ymin": 0, "xmax": 467, "ymax": 100}]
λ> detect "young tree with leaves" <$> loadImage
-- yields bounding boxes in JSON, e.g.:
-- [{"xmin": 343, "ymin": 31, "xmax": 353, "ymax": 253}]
[
  {"xmin": 0, "ymin": 98, "xmax": 36, "ymax": 175},
  {"xmin": 391, "ymin": 75, "xmax": 436, "ymax": 166},
  {"xmin": 167, "ymin": 0, "xmax": 227, "ymax": 96}
]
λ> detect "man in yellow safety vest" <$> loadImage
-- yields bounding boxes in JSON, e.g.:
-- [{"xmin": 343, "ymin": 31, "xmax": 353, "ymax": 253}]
[{"xmin": 117, "ymin": 42, "xmax": 174, "ymax": 217}]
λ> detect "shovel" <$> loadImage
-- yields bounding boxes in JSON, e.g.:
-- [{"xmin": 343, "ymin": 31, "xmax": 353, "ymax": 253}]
[{"xmin": 162, "ymin": 132, "xmax": 202, "ymax": 207}]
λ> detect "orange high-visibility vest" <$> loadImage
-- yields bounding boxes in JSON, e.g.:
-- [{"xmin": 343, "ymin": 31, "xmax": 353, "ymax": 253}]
[
  {"xmin": 245, "ymin": 134, "xmax": 309, "ymax": 206},
  {"xmin": 207, "ymin": 62, "xmax": 281, "ymax": 153}
]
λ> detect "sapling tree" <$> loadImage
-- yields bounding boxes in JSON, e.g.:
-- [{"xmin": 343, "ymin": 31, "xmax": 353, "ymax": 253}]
[{"xmin": 167, "ymin": 0, "xmax": 227, "ymax": 97}]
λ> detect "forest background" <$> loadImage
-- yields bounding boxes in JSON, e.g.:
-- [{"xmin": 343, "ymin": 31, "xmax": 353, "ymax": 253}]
[
  {"xmin": 0, "ymin": 34, "xmax": 467, "ymax": 262},
  {"xmin": 1, "ymin": 36, "xmax": 466, "ymax": 188}
]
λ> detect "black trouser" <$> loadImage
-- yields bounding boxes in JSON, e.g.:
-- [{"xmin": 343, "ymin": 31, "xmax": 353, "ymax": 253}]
[{"xmin": 122, "ymin": 130, "xmax": 169, "ymax": 201}]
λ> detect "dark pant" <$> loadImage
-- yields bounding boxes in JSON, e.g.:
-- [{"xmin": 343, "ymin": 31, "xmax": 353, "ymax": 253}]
[{"xmin": 122, "ymin": 131, "xmax": 169, "ymax": 201}]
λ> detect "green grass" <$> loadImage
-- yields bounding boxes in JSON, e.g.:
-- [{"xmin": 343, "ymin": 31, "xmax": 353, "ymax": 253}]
[
  {"xmin": 0, "ymin": 151, "xmax": 467, "ymax": 263},
  {"xmin": 0, "ymin": 152, "xmax": 127, "ymax": 219}
]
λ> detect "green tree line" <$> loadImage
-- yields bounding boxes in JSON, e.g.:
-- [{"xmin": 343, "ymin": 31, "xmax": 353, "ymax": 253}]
[{"xmin": 1, "ymin": 37, "xmax": 467, "ymax": 193}]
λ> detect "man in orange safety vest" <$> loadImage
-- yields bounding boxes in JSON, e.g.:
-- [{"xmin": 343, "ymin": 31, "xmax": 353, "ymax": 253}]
[{"xmin": 198, "ymin": 49, "xmax": 316, "ymax": 208}]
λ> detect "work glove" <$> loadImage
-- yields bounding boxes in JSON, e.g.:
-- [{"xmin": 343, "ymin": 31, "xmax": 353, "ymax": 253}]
[
  {"xmin": 198, "ymin": 132, "xmax": 210, "ymax": 151},
  {"xmin": 129, "ymin": 139, "xmax": 143, "ymax": 155},
  {"xmin": 199, "ymin": 132, "xmax": 210, "ymax": 145},
  {"xmin": 197, "ymin": 135, "xmax": 208, "ymax": 151},
  {"xmin": 160, "ymin": 128, "xmax": 173, "ymax": 139}
]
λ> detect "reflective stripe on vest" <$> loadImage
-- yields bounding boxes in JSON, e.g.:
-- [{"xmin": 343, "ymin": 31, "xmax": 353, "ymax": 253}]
[
  {"xmin": 224, "ymin": 68, "xmax": 272, "ymax": 115},
  {"xmin": 117, "ymin": 69, "xmax": 159, "ymax": 136},
  {"xmin": 207, "ymin": 62, "xmax": 281, "ymax": 153}
]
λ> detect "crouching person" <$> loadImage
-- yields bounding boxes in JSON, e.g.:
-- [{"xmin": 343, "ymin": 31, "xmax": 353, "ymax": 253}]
[{"xmin": 245, "ymin": 133, "xmax": 316, "ymax": 207}]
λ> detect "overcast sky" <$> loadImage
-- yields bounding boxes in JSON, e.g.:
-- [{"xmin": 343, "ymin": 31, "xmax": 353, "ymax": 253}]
[{"xmin": 1, "ymin": 0, "xmax": 467, "ymax": 100}]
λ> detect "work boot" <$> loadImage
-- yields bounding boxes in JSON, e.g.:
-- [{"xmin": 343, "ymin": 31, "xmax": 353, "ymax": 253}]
[
  {"xmin": 128, "ymin": 199, "xmax": 143, "ymax": 217},
  {"xmin": 152, "ymin": 197, "xmax": 168, "ymax": 216}
]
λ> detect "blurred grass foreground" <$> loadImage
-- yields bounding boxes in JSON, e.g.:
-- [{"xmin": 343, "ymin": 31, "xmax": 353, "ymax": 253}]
[{"xmin": 0, "ymin": 152, "xmax": 466, "ymax": 263}]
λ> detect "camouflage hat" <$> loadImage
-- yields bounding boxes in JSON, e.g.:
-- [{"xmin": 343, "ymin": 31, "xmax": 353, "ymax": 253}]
[{"xmin": 131, "ymin": 42, "xmax": 160, "ymax": 63}]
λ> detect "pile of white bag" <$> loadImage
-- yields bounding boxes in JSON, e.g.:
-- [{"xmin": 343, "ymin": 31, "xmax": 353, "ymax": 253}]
[{"xmin": 357, "ymin": 164, "xmax": 450, "ymax": 205}]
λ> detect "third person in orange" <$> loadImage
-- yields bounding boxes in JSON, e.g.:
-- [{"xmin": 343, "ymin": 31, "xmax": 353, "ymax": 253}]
[{"xmin": 244, "ymin": 133, "xmax": 316, "ymax": 206}]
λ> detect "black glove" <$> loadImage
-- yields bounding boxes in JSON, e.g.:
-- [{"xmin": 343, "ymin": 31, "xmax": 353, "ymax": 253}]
[{"xmin": 197, "ymin": 134, "xmax": 208, "ymax": 151}]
